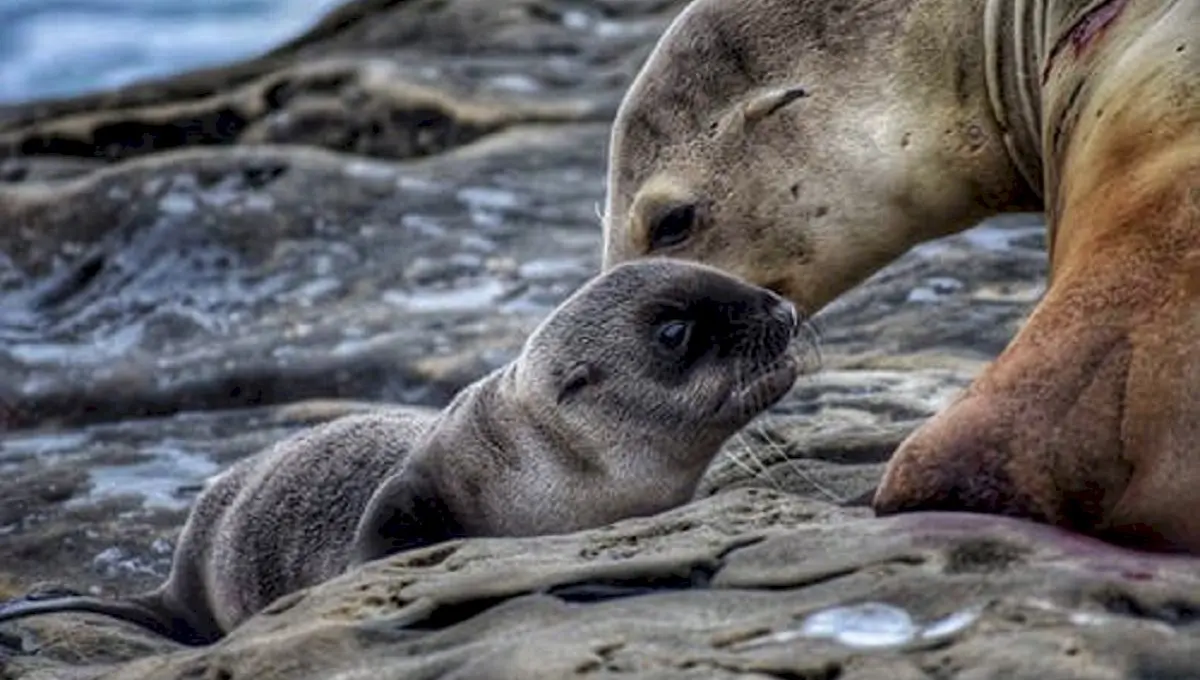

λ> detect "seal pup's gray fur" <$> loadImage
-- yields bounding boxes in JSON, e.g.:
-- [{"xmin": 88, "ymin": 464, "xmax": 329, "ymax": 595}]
[{"xmin": 0, "ymin": 258, "xmax": 803, "ymax": 645}]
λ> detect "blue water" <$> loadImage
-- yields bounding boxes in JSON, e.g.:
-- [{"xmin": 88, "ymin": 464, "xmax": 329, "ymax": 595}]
[{"xmin": 0, "ymin": 0, "xmax": 344, "ymax": 104}]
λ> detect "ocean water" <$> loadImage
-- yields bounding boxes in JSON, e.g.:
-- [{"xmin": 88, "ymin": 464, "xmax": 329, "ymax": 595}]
[{"xmin": 0, "ymin": 0, "xmax": 344, "ymax": 104}]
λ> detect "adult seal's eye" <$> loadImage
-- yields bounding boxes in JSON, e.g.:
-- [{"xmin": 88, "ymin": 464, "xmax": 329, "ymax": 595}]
[
  {"xmin": 657, "ymin": 320, "xmax": 692, "ymax": 351},
  {"xmin": 648, "ymin": 203, "xmax": 697, "ymax": 251}
]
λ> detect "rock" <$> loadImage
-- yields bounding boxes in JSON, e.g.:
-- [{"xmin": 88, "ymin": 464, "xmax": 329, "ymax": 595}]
[
  {"xmin": 8, "ymin": 490, "xmax": 1200, "ymax": 679},
  {"xmin": 1, "ymin": 0, "xmax": 1151, "ymax": 677}
]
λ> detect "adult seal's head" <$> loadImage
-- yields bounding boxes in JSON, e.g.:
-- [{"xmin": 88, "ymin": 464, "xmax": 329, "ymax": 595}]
[
  {"xmin": 354, "ymin": 257, "xmax": 803, "ymax": 560},
  {"xmin": 602, "ymin": 0, "xmax": 1040, "ymax": 313}
]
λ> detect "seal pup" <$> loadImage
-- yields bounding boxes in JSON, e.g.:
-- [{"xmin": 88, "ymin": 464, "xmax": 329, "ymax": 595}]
[
  {"xmin": 0, "ymin": 258, "xmax": 804, "ymax": 644},
  {"xmin": 602, "ymin": 0, "xmax": 1200, "ymax": 550}
]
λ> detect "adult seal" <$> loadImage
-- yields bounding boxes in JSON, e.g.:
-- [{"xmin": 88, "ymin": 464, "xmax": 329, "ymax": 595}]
[
  {"xmin": 603, "ymin": 0, "xmax": 1200, "ymax": 550},
  {"xmin": 0, "ymin": 259, "xmax": 803, "ymax": 645}
]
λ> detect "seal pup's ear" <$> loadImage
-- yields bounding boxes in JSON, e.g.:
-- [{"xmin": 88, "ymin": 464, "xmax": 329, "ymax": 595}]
[
  {"xmin": 351, "ymin": 465, "xmax": 466, "ymax": 565},
  {"xmin": 556, "ymin": 361, "xmax": 602, "ymax": 404},
  {"xmin": 742, "ymin": 86, "xmax": 809, "ymax": 125}
]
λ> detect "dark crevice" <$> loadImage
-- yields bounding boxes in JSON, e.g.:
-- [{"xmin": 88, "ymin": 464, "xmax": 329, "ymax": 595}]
[
  {"xmin": 525, "ymin": 3, "xmax": 564, "ymax": 24},
  {"xmin": 540, "ymin": 538, "xmax": 764, "ymax": 604},
  {"xmin": 263, "ymin": 74, "xmax": 353, "ymax": 110},
  {"xmin": 0, "ymin": 163, "xmax": 28, "ymax": 182},
  {"xmin": 1091, "ymin": 587, "xmax": 1200, "ymax": 626},
  {"xmin": 712, "ymin": 534, "xmax": 770, "ymax": 564},
  {"xmin": 0, "ymin": 56, "xmax": 284, "ymax": 131},
  {"xmin": 760, "ymin": 666, "xmax": 843, "ymax": 680},
  {"xmin": 29, "ymin": 251, "xmax": 107, "ymax": 310},
  {"xmin": 270, "ymin": 102, "xmax": 505, "ymax": 160},
  {"xmin": 683, "ymin": 660, "xmax": 843, "ymax": 680},
  {"xmin": 238, "ymin": 163, "xmax": 290, "ymax": 189},
  {"xmin": 6, "ymin": 99, "xmax": 511, "ymax": 165},
  {"xmin": 745, "ymin": 554, "xmax": 929, "ymax": 592},
  {"xmin": 4, "ymin": 357, "xmax": 468, "ymax": 431},
  {"xmin": 371, "ymin": 557, "xmax": 733, "ymax": 636},
  {"xmin": 392, "ymin": 543, "xmax": 460, "ymax": 569},
  {"xmin": 3, "ymin": 71, "xmax": 510, "ymax": 165},
  {"xmin": 180, "ymin": 162, "xmax": 291, "ymax": 191},
  {"xmin": 177, "ymin": 663, "xmax": 235, "ymax": 680},
  {"xmin": 543, "ymin": 564, "xmax": 718, "ymax": 604},
  {"xmin": 16, "ymin": 107, "xmax": 250, "ymax": 162},
  {"xmin": 394, "ymin": 595, "xmax": 512, "ymax": 632},
  {"xmin": 0, "ymin": 627, "xmax": 24, "ymax": 654}
]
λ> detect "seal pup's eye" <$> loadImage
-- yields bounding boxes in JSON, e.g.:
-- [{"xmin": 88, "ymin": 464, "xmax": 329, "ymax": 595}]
[
  {"xmin": 648, "ymin": 203, "xmax": 697, "ymax": 251},
  {"xmin": 656, "ymin": 320, "xmax": 693, "ymax": 352}
]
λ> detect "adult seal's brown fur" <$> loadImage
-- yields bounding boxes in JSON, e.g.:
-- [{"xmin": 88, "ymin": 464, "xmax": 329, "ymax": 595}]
[
  {"xmin": 603, "ymin": 0, "xmax": 1200, "ymax": 550},
  {"xmin": 0, "ymin": 259, "xmax": 802, "ymax": 645}
]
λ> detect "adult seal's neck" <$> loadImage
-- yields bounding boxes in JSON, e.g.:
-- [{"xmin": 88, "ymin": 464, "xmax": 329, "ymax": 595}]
[
  {"xmin": 983, "ymin": 0, "xmax": 1129, "ymax": 192},
  {"xmin": 983, "ymin": 0, "xmax": 1173, "ymax": 263},
  {"xmin": 983, "ymin": 0, "xmax": 1050, "ymax": 200}
]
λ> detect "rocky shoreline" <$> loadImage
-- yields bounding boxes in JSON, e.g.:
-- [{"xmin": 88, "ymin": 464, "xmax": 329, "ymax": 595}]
[{"xmin": 5, "ymin": 0, "xmax": 1193, "ymax": 678}]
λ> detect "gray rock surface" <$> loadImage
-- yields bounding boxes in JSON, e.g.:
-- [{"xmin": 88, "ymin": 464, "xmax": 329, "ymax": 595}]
[
  {"xmin": 2, "ymin": 0, "xmax": 1177, "ymax": 678},
  {"xmin": 9, "ymin": 490, "xmax": 1200, "ymax": 679}
]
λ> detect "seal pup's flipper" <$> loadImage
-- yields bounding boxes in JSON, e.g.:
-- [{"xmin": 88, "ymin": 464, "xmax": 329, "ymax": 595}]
[
  {"xmin": 0, "ymin": 591, "xmax": 216, "ymax": 646},
  {"xmin": 351, "ymin": 465, "xmax": 466, "ymax": 565}
]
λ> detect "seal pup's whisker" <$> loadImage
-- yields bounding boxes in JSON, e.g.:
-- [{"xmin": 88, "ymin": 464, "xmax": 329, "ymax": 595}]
[
  {"xmin": 732, "ymin": 301, "xmax": 836, "ymax": 500},
  {"xmin": 721, "ymin": 357, "xmax": 782, "ymax": 490},
  {"xmin": 793, "ymin": 319, "xmax": 824, "ymax": 375},
  {"xmin": 752, "ymin": 420, "xmax": 847, "ymax": 505},
  {"xmin": 729, "ymin": 431, "xmax": 783, "ymax": 491}
]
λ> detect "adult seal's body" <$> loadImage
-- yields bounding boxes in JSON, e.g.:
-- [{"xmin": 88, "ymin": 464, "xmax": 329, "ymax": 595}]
[
  {"xmin": 604, "ymin": 0, "xmax": 1200, "ymax": 549},
  {"xmin": 0, "ymin": 259, "xmax": 802, "ymax": 645}
]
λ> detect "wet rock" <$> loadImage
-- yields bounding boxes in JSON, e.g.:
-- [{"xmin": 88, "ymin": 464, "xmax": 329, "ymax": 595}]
[{"xmin": 9, "ymin": 490, "xmax": 1200, "ymax": 679}]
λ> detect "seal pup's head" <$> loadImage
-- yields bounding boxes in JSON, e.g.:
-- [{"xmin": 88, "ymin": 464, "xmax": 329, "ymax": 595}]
[
  {"xmin": 352, "ymin": 258, "xmax": 805, "ymax": 563},
  {"xmin": 514, "ymin": 257, "xmax": 802, "ymax": 450},
  {"xmin": 602, "ymin": 0, "xmax": 1040, "ymax": 313}
]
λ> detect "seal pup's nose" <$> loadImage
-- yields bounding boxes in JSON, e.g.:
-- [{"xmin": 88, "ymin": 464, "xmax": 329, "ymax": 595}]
[{"xmin": 768, "ymin": 297, "xmax": 799, "ymax": 334}]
